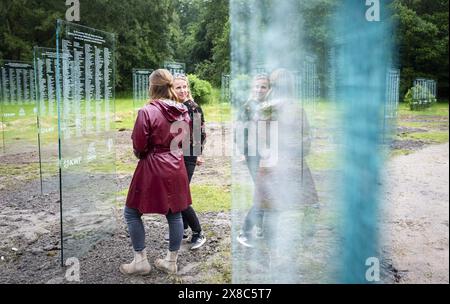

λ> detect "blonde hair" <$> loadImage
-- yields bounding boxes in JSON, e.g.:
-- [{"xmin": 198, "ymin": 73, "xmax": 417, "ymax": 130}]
[
  {"xmin": 148, "ymin": 69, "xmax": 179, "ymax": 102},
  {"xmin": 173, "ymin": 74, "xmax": 194, "ymax": 101}
]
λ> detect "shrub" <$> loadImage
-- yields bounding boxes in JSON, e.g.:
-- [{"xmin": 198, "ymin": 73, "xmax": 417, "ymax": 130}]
[
  {"xmin": 404, "ymin": 84, "xmax": 437, "ymax": 111},
  {"xmin": 187, "ymin": 74, "xmax": 213, "ymax": 105}
]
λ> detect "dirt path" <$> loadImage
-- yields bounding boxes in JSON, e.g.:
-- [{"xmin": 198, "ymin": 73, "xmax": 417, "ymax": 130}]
[{"xmin": 382, "ymin": 143, "xmax": 449, "ymax": 284}]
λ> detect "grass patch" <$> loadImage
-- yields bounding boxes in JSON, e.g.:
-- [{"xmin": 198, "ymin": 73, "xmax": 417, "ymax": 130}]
[
  {"xmin": 389, "ymin": 149, "xmax": 413, "ymax": 157},
  {"xmin": 197, "ymin": 218, "xmax": 231, "ymax": 283},
  {"xmin": 202, "ymin": 102, "xmax": 231, "ymax": 123},
  {"xmin": 113, "ymin": 183, "xmax": 231, "ymax": 212},
  {"xmin": 197, "ymin": 236, "xmax": 232, "ymax": 283},
  {"xmin": 306, "ymin": 151, "xmax": 338, "ymax": 171},
  {"xmin": 408, "ymin": 131, "xmax": 449, "ymax": 143},
  {"xmin": 115, "ymin": 93, "xmax": 232, "ymax": 125},
  {"xmin": 117, "ymin": 188, "xmax": 129, "ymax": 196},
  {"xmin": 231, "ymin": 183, "xmax": 254, "ymax": 210},
  {"xmin": 115, "ymin": 188, "xmax": 129, "ymax": 207},
  {"xmin": 0, "ymin": 163, "xmax": 40, "ymax": 189},
  {"xmin": 116, "ymin": 161, "xmax": 137, "ymax": 174},
  {"xmin": 398, "ymin": 121, "xmax": 445, "ymax": 129},
  {"xmin": 115, "ymin": 98, "xmax": 136, "ymax": 130},
  {"xmin": 191, "ymin": 184, "xmax": 231, "ymax": 212},
  {"xmin": 398, "ymin": 102, "xmax": 449, "ymax": 117}
]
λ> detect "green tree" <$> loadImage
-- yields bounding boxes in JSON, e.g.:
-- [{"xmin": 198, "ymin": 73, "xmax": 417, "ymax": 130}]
[
  {"xmin": 175, "ymin": 0, "xmax": 230, "ymax": 86},
  {"xmin": 0, "ymin": 0, "xmax": 63, "ymax": 61},
  {"xmin": 0, "ymin": 0, "xmax": 181, "ymax": 91},
  {"xmin": 393, "ymin": 0, "xmax": 449, "ymax": 99},
  {"xmin": 80, "ymin": 0, "xmax": 179, "ymax": 91}
]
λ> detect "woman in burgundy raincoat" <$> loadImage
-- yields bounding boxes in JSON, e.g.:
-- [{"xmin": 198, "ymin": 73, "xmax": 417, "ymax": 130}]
[{"xmin": 120, "ymin": 69, "xmax": 192, "ymax": 276}]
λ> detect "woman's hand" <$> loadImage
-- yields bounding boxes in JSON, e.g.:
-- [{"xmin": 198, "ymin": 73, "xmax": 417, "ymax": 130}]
[
  {"xmin": 134, "ymin": 149, "xmax": 147, "ymax": 159},
  {"xmin": 196, "ymin": 156, "xmax": 205, "ymax": 166}
]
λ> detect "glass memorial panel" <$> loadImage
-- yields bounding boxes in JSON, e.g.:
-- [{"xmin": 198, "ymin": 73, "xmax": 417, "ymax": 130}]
[
  {"xmin": 413, "ymin": 78, "xmax": 437, "ymax": 109},
  {"xmin": 384, "ymin": 68, "xmax": 400, "ymax": 142},
  {"xmin": 0, "ymin": 61, "xmax": 3, "ymax": 154},
  {"xmin": 34, "ymin": 47, "xmax": 60, "ymax": 194},
  {"xmin": 0, "ymin": 60, "xmax": 38, "ymax": 189},
  {"xmin": 56, "ymin": 20, "xmax": 116, "ymax": 261},
  {"xmin": 221, "ymin": 74, "xmax": 231, "ymax": 103},
  {"xmin": 0, "ymin": 60, "xmax": 37, "ymax": 154},
  {"xmin": 230, "ymin": 0, "xmax": 339, "ymax": 283},
  {"xmin": 230, "ymin": 0, "xmax": 394, "ymax": 283},
  {"xmin": 163, "ymin": 61, "xmax": 186, "ymax": 76},
  {"xmin": 132, "ymin": 68, "xmax": 152, "ymax": 113},
  {"xmin": 332, "ymin": 1, "xmax": 394, "ymax": 283}
]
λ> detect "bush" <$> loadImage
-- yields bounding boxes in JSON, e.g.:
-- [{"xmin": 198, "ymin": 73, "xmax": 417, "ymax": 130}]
[
  {"xmin": 193, "ymin": 61, "xmax": 216, "ymax": 85},
  {"xmin": 187, "ymin": 74, "xmax": 213, "ymax": 105},
  {"xmin": 404, "ymin": 84, "xmax": 437, "ymax": 111}
]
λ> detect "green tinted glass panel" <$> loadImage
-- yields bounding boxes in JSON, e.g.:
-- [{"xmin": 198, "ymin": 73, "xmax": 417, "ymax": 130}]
[{"xmin": 56, "ymin": 20, "xmax": 117, "ymax": 262}]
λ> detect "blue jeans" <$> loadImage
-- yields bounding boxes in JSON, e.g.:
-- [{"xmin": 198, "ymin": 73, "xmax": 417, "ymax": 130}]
[{"xmin": 124, "ymin": 206, "xmax": 183, "ymax": 252}]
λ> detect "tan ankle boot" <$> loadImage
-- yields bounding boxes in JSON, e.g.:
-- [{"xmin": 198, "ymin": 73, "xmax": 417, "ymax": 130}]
[
  {"xmin": 154, "ymin": 250, "xmax": 178, "ymax": 274},
  {"xmin": 119, "ymin": 249, "xmax": 151, "ymax": 275}
]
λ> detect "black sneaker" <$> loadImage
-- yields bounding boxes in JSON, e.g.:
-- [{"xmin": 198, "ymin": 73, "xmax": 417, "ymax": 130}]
[
  {"xmin": 236, "ymin": 232, "xmax": 254, "ymax": 248},
  {"xmin": 190, "ymin": 233, "xmax": 206, "ymax": 250}
]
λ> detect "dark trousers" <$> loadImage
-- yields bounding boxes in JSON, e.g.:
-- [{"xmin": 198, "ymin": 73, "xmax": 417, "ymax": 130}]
[
  {"xmin": 242, "ymin": 156, "xmax": 264, "ymax": 233},
  {"xmin": 182, "ymin": 157, "xmax": 202, "ymax": 233},
  {"xmin": 245, "ymin": 155, "xmax": 260, "ymax": 181}
]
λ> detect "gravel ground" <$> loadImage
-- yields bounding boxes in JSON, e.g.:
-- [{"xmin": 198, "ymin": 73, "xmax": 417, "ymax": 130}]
[
  {"xmin": 0, "ymin": 116, "xmax": 448, "ymax": 284},
  {"xmin": 381, "ymin": 143, "xmax": 449, "ymax": 284}
]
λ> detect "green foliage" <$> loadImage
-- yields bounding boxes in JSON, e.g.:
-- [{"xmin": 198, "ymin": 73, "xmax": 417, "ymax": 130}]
[
  {"xmin": 175, "ymin": 0, "xmax": 230, "ymax": 86},
  {"xmin": 404, "ymin": 84, "xmax": 437, "ymax": 110},
  {"xmin": 187, "ymin": 74, "xmax": 212, "ymax": 105},
  {"xmin": 0, "ymin": 0, "xmax": 64, "ymax": 61},
  {"xmin": 393, "ymin": 0, "xmax": 449, "ymax": 98},
  {"xmin": 80, "ymin": 0, "xmax": 178, "ymax": 91},
  {"xmin": 0, "ymin": 0, "xmax": 178, "ymax": 91},
  {"xmin": 0, "ymin": 0, "xmax": 448, "ymax": 100}
]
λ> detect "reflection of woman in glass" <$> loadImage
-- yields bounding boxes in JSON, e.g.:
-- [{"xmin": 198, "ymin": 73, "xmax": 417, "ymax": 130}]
[
  {"xmin": 236, "ymin": 74, "xmax": 271, "ymax": 247},
  {"xmin": 120, "ymin": 69, "xmax": 191, "ymax": 275},
  {"xmin": 172, "ymin": 74, "xmax": 207, "ymax": 250},
  {"xmin": 254, "ymin": 68, "xmax": 318, "ymax": 280},
  {"xmin": 241, "ymin": 74, "xmax": 271, "ymax": 178}
]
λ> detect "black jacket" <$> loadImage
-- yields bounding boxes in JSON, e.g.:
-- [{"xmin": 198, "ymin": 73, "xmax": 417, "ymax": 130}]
[{"xmin": 183, "ymin": 99, "xmax": 206, "ymax": 160}]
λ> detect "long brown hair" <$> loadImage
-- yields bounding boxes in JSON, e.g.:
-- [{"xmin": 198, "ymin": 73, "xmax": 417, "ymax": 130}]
[{"xmin": 148, "ymin": 69, "xmax": 179, "ymax": 102}]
